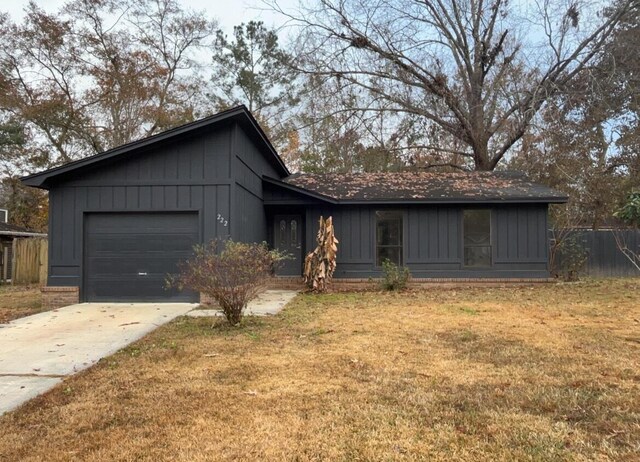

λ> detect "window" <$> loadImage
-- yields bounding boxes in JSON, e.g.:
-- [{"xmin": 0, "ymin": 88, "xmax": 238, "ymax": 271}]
[
  {"xmin": 279, "ymin": 220, "xmax": 286, "ymax": 246},
  {"xmin": 290, "ymin": 220, "xmax": 298, "ymax": 247},
  {"xmin": 376, "ymin": 211, "xmax": 403, "ymax": 266},
  {"xmin": 463, "ymin": 209, "xmax": 492, "ymax": 267}
]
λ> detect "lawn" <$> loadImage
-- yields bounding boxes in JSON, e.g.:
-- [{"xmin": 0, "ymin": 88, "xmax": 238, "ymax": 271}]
[
  {"xmin": 0, "ymin": 279, "xmax": 639, "ymax": 461},
  {"xmin": 0, "ymin": 285, "xmax": 43, "ymax": 323}
]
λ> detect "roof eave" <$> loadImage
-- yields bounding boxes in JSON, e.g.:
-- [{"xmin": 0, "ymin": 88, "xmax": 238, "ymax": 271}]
[
  {"xmin": 335, "ymin": 196, "xmax": 569, "ymax": 205},
  {"xmin": 0, "ymin": 231, "xmax": 48, "ymax": 237},
  {"xmin": 263, "ymin": 176, "xmax": 339, "ymax": 204}
]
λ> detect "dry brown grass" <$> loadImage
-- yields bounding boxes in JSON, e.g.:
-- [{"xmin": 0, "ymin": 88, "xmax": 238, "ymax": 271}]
[
  {"xmin": 1, "ymin": 279, "xmax": 639, "ymax": 461},
  {"xmin": 0, "ymin": 285, "xmax": 43, "ymax": 323}
]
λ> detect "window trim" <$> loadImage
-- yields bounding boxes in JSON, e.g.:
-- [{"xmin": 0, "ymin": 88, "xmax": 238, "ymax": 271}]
[
  {"xmin": 462, "ymin": 208, "xmax": 493, "ymax": 268},
  {"xmin": 375, "ymin": 210, "xmax": 404, "ymax": 268}
]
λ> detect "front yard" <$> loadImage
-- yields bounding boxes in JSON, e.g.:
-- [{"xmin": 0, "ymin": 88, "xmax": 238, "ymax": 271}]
[
  {"xmin": 0, "ymin": 279, "xmax": 638, "ymax": 461},
  {"xmin": 0, "ymin": 285, "xmax": 43, "ymax": 323}
]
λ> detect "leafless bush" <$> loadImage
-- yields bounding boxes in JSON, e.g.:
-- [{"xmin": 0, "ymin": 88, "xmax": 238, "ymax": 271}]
[
  {"xmin": 169, "ymin": 239, "xmax": 288, "ymax": 325},
  {"xmin": 548, "ymin": 203, "xmax": 583, "ymax": 277}
]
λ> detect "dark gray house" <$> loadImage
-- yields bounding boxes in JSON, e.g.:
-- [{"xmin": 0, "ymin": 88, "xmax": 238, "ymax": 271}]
[{"xmin": 22, "ymin": 106, "xmax": 567, "ymax": 304}]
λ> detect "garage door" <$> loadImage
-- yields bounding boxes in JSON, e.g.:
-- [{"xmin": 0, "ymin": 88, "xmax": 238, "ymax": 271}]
[{"xmin": 84, "ymin": 213, "xmax": 199, "ymax": 302}]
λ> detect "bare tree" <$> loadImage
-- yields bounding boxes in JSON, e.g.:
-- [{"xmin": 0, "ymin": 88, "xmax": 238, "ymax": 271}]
[
  {"xmin": 508, "ymin": 98, "xmax": 632, "ymax": 230},
  {"xmin": 297, "ymin": 75, "xmax": 410, "ymax": 172},
  {"xmin": 547, "ymin": 202, "xmax": 586, "ymax": 277},
  {"xmin": 0, "ymin": 0, "xmax": 215, "ymax": 173},
  {"xmin": 509, "ymin": 0, "xmax": 639, "ymax": 228},
  {"xmin": 273, "ymin": 0, "xmax": 637, "ymax": 170},
  {"xmin": 612, "ymin": 230, "xmax": 640, "ymax": 272}
]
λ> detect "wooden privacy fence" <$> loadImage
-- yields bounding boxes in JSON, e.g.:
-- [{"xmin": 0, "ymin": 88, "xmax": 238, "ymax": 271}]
[
  {"xmin": 553, "ymin": 229, "xmax": 640, "ymax": 277},
  {"xmin": 12, "ymin": 238, "xmax": 48, "ymax": 285}
]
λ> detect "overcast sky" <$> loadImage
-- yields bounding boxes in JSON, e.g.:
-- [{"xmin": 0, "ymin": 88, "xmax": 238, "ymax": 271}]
[{"xmin": 2, "ymin": 0, "xmax": 297, "ymax": 34}]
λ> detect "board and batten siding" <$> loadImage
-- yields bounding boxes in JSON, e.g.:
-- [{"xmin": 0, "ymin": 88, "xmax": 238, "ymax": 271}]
[
  {"xmin": 264, "ymin": 183, "xmax": 323, "ymax": 205},
  {"xmin": 47, "ymin": 122, "xmax": 279, "ymax": 289},
  {"xmin": 232, "ymin": 124, "xmax": 280, "ymax": 244},
  {"xmin": 305, "ymin": 203, "xmax": 550, "ymax": 278},
  {"xmin": 494, "ymin": 206, "xmax": 548, "ymax": 264}
]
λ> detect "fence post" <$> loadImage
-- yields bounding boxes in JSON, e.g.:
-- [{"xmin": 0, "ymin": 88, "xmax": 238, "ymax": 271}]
[
  {"xmin": 39, "ymin": 239, "xmax": 48, "ymax": 285},
  {"xmin": 11, "ymin": 238, "xmax": 17, "ymax": 285}
]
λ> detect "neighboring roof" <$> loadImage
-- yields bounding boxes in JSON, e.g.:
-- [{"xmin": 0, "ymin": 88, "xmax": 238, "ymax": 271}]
[
  {"xmin": 21, "ymin": 105, "xmax": 289, "ymax": 189},
  {"xmin": 277, "ymin": 172, "xmax": 568, "ymax": 204},
  {"xmin": 0, "ymin": 222, "xmax": 47, "ymax": 237}
]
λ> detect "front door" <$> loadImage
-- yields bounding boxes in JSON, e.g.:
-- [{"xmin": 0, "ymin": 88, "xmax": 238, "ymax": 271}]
[{"xmin": 274, "ymin": 215, "xmax": 303, "ymax": 276}]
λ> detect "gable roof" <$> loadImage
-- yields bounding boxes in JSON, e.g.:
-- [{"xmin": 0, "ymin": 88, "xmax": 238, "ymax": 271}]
[
  {"xmin": 277, "ymin": 172, "xmax": 568, "ymax": 204},
  {"xmin": 21, "ymin": 105, "xmax": 289, "ymax": 189},
  {"xmin": 0, "ymin": 222, "xmax": 47, "ymax": 237}
]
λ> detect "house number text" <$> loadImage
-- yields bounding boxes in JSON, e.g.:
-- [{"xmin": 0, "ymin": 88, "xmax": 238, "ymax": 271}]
[{"xmin": 217, "ymin": 213, "xmax": 228, "ymax": 227}]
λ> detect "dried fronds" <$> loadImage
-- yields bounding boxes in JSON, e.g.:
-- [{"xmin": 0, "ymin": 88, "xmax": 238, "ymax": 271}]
[{"xmin": 303, "ymin": 216, "xmax": 339, "ymax": 292}]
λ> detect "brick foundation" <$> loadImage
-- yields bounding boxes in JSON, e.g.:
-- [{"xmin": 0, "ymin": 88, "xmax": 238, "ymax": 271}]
[
  {"xmin": 41, "ymin": 286, "xmax": 80, "ymax": 309},
  {"xmin": 267, "ymin": 277, "xmax": 306, "ymax": 290}
]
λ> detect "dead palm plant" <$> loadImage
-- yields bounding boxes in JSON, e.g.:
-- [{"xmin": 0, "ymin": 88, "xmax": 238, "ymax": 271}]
[{"xmin": 303, "ymin": 216, "xmax": 339, "ymax": 292}]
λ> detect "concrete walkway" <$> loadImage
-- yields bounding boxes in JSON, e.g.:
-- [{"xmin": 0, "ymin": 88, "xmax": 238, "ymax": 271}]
[
  {"xmin": 0, "ymin": 302, "xmax": 195, "ymax": 414},
  {"xmin": 186, "ymin": 290, "xmax": 299, "ymax": 318}
]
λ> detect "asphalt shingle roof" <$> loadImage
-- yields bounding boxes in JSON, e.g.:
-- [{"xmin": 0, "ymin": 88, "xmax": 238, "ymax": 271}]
[
  {"xmin": 0, "ymin": 222, "xmax": 43, "ymax": 235},
  {"xmin": 283, "ymin": 172, "xmax": 567, "ymax": 203}
]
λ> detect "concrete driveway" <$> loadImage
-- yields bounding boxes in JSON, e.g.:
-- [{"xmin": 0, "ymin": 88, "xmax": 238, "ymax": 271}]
[{"xmin": 0, "ymin": 302, "xmax": 195, "ymax": 414}]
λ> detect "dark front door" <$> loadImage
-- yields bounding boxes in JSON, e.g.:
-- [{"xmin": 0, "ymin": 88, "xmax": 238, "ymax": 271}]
[
  {"xmin": 274, "ymin": 215, "xmax": 303, "ymax": 276},
  {"xmin": 84, "ymin": 212, "xmax": 199, "ymax": 302}
]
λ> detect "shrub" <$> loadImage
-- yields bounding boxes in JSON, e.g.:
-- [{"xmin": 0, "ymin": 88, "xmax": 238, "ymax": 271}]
[
  {"xmin": 614, "ymin": 191, "xmax": 640, "ymax": 226},
  {"xmin": 169, "ymin": 239, "xmax": 287, "ymax": 325},
  {"xmin": 558, "ymin": 234, "xmax": 589, "ymax": 282},
  {"xmin": 380, "ymin": 258, "xmax": 410, "ymax": 291}
]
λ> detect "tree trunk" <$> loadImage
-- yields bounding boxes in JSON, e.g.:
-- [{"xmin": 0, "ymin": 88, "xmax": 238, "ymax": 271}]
[{"xmin": 473, "ymin": 140, "xmax": 493, "ymax": 171}]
